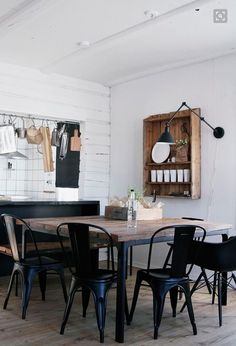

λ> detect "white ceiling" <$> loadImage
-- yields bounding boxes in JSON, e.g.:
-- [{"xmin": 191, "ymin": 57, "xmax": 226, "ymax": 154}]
[{"xmin": 0, "ymin": 0, "xmax": 235, "ymax": 86}]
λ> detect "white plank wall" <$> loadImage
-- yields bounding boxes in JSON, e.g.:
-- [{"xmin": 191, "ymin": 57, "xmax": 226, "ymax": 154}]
[
  {"xmin": 0, "ymin": 61, "xmax": 111, "ymax": 212},
  {"xmin": 80, "ymin": 119, "xmax": 110, "ymax": 213}
]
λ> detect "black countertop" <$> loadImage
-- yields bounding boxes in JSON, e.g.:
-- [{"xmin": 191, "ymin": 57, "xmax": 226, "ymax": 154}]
[{"xmin": 0, "ymin": 199, "xmax": 100, "ymax": 206}]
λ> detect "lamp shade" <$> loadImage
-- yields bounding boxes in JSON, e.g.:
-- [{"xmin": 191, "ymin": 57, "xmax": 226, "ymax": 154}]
[{"xmin": 157, "ymin": 125, "xmax": 175, "ymax": 144}]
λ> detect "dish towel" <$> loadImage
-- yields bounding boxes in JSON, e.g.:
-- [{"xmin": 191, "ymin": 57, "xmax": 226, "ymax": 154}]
[
  {"xmin": 40, "ymin": 126, "xmax": 54, "ymax": 172},
  {"xmin": 0, "ymin": 125, "xmax": 17, "ymax": 154}
]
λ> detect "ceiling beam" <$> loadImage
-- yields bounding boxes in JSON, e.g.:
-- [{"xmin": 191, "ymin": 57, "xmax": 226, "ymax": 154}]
[
  {"xmin": 41, "ymin": 0, "xmax": 217, "ymax": 74},
  {"xmin": 0, "ymin": 0, "xmax": 61, "ymax": 38}
]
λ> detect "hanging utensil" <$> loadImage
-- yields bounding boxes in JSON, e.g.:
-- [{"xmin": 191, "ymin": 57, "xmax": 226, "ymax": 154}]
[
  {"xmin": 70, "ymin": 129, "xmax": 81, "ymax": 151},
  {"xmin": 16, "ymin": 117, "xmax": 26, "ymax": 139},
  {"xmin": 58, "ymin": 123, "xmax": 66, "ymax": 138},
  {"xmin": 59, "ymin": 130, "xmax": 69, "ymax": 160},
  {"xmin": 26, "ymin": 119, "xmax": 43, "ymax": 145},
  {"xmin": 51, "ymin": 124, "xmax": 60, "ymax": 147}
]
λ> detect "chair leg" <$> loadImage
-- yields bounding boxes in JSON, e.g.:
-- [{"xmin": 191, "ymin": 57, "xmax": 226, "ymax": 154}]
[
  {"xmin": 15, "ymin": 272, "xmax": 19, "ymax": 296},
  {"xmin": 181, "ymin": 282, "xmax": 197, "ymax": 335},
  {"xmin": 217, "ymin": 272, "xmax": 222, "ymax": 327},
  {"xmin": 38, "ymin": 271, "xmax": 47, "ymax": 301},
  {"xmin": 4, "ymin": 269, "xmax": 17, "ymax": 310},
  {"xmin": 129, "ymin": 274, "xmax": 142, "ymax": 323},
  {"xmin": 170, "ymin": 286, "xmax": 178, "ymax": 317},
  {"xmin": 231, "ymin": 272, "xmax": 236, "ymax": 285},
  {"xmin": 22, "ymin": 269, "xmax": 35, "ymax": 319},
  {"xmin": 94, "ymin": 293, "xmax": 107, "ymax": 343},
  {"xmin": 91, "ymin": 281, "xmax": 113, "ymax": 343},
  {"xmin": 153, "ymin": 292, "xmax": 166, "ymax": 339},
  {"xmin": 82, "ymin": 287, "xmax": 91, "ymax": 317},
  {"xmin": 60, "ymin": 278, "xmax": 78, "ymax": 335},
  {"xmin": 180, "ymin": 272, "xmax": 204, "ymax": 313},
  {"xmin": 107, "ymin": 247, "xmax": 110, "ymax": 270},
  {"xmin": 58, "ymin": 268, "xmax": 68, "ymax": 303},
  {"xmin": 212, "ymin": 272, "xmax": 217, "ymax": 304},
  {"xmin": 201, "ymin": 267, "xmax": 212, "ymax": 294},
  {"xmin": 178, "ymin": 287, "xmax": 183, "ymax": 300}
]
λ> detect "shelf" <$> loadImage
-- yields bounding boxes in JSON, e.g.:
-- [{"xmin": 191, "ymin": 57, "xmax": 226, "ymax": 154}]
[
  {"xmin": 146, "ymin": 161, "xmax": 191, "ymax": 167},
  {"xmin": 148, "ymin": 182, "xmax": 191, "ymax": 185},
  {"xmin": 155, "ymin": 195, "xmax": 192, "ymax": 199}
]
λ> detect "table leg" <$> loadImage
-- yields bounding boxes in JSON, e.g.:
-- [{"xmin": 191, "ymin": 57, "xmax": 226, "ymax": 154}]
[
  {"xmin": 115, "ymin": 242, "xmax": 128, "ymax": 343},
  {"xmin": 222, "ymin": 233, "xmax": 228, "ymax": 306}
]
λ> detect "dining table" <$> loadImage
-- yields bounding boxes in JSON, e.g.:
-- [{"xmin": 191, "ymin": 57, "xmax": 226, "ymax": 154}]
[{"xmin": 24, "ymin": 215, "xmax": 232, "ymax": 343}]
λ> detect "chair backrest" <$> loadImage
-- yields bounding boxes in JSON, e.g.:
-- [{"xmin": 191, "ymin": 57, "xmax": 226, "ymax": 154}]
[
  {"xmin": 191, "ymin": 236, "xmax": 236, "ymax": 272},
  {"xmin": 182, "ymin": 217, "xmax": 204, "ymax": 221},
  {"xmin": 181, "ymin": 217, "xmax": 204, "ymax": 273},
  {"xmin": 0, "ymin": 213, "xmax": 40, "ymax": 263},
  {"xmin": 147, "ymin": 224, "xmax": 206, "ymax": 277},
  {"xmin": 56, "ymin": 222, "xmax": 115, "ymax": 276}
]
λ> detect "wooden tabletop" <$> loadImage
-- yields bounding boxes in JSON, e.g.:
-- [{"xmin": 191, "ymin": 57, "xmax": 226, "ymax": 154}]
[{"xmin": 25, "ymin": 216, "xmax": 232, "ymax": 243}]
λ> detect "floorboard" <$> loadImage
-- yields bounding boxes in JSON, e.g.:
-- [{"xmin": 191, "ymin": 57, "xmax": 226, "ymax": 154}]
[{"xmin": 0, "ymin": 267, "xmax": 236, "ymax": 345}]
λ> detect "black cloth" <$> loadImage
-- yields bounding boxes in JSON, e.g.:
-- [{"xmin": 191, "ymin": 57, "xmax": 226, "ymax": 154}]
[{"xmin": 56, "ymin": 122, "xmax": 80, "ymax": 188}]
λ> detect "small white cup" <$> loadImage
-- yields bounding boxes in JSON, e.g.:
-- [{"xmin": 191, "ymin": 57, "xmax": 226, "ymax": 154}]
[
  {"xmin": 177, "ymin": 169, "xmax": 184, "ymax": 182},
  {"xmin": 156, "ymin": 170, "xmax": 163, "ymax": 182},
  {"xmin": 184, "ymin": 169, "xmax": 191, "ymax": 182},
  {"xmin": 151, "ymin": 170, "xmax": 157, "ymax": 182},
  {"xmin": 170, "ymin": 169, "xmax": 177, "ymax": 182},
  {"xmin": 164, "ymin": 169, "xmax": 170, "ymax": 182}
]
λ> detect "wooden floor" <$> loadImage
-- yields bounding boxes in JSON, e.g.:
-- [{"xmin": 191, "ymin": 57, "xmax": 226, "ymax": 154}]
[{"xmin": 1, "ymin": 268, "xmax": 236, "ymax": 345}]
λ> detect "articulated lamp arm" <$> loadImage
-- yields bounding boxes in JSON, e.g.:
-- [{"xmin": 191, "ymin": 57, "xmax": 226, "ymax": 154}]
[{"xmin": 158, "ymin": 102, "xmax": 224, "ymax": 144}]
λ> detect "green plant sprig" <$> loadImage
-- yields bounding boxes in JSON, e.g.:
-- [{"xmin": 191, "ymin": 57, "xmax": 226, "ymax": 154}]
[{"xmin": 176, "ymin": 138, "xmax": 188, "ymax": 148}]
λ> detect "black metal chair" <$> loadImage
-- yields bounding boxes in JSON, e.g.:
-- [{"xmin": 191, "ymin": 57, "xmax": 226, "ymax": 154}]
[
  {"xmin": 163, "ymin": 217, "xmax": 211, "ymax": 295},
  {"xmin": 0, "ymin": 214, "xmax": 67, "ymax": 319},
  {"xmin": 182, "ymin": 236, "xmax": 236, "ymax": 326},
  {"xmin": 128, "ymin": 224, "xmax": 206, "ymax": 339},
  {"xmin": 57, "ymin": 222, "xmax": 128, "ymax": 343}
]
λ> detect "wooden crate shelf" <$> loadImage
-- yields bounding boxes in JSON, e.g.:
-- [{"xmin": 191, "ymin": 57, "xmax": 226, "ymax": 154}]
[{"xmin": 143, "ymin": 108, "xmax": 201, "ymax": 199}]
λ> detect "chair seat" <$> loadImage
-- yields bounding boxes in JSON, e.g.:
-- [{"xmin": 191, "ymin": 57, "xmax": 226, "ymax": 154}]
[
  {"xmin": 0, "ymin": 241, "xmax": 67, "ymax": 256},
  {"xmin": 138, "ymin": 268, "xmax": 188, "ymax": 281},
  {"xmin": 74, "ymin": 269, "xmax": 117, "ymax": 282},
  {"xmin": 20, "ymin": 256, "xmax": 62, "ymax": 267}
]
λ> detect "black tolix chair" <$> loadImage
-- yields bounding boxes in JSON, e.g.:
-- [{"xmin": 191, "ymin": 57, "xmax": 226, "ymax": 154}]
[
  {"xmin": 163, "ymin": 217, "xmax": 211, "ymax": 296},
  {"xmin": 128, "ymin": 224, "xmax": 206, "ymax": 339},
  {"xmin": 0, "ymin": 214, "xmax": 67, "ymax": 319},
  {"xmin": 57, "ymin": 222, "xmax": 128, "ymax": 343}
]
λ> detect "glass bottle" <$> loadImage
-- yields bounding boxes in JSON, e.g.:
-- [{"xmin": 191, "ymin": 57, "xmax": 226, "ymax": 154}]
[{"xmin": 127, "ymin": 189, "xmax": 137, "ymax": 228}]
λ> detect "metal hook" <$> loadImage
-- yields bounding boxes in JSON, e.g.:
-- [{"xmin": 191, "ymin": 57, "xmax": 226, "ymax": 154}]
[{"xmin": 29, "ymin": 116, "xmax": 35, "ymax": 126}]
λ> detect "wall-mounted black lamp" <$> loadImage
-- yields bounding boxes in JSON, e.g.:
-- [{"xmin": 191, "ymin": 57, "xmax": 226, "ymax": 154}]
[{"xmin": 157, "ymin": 102, "xmax": 225, "ymax": 144}]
